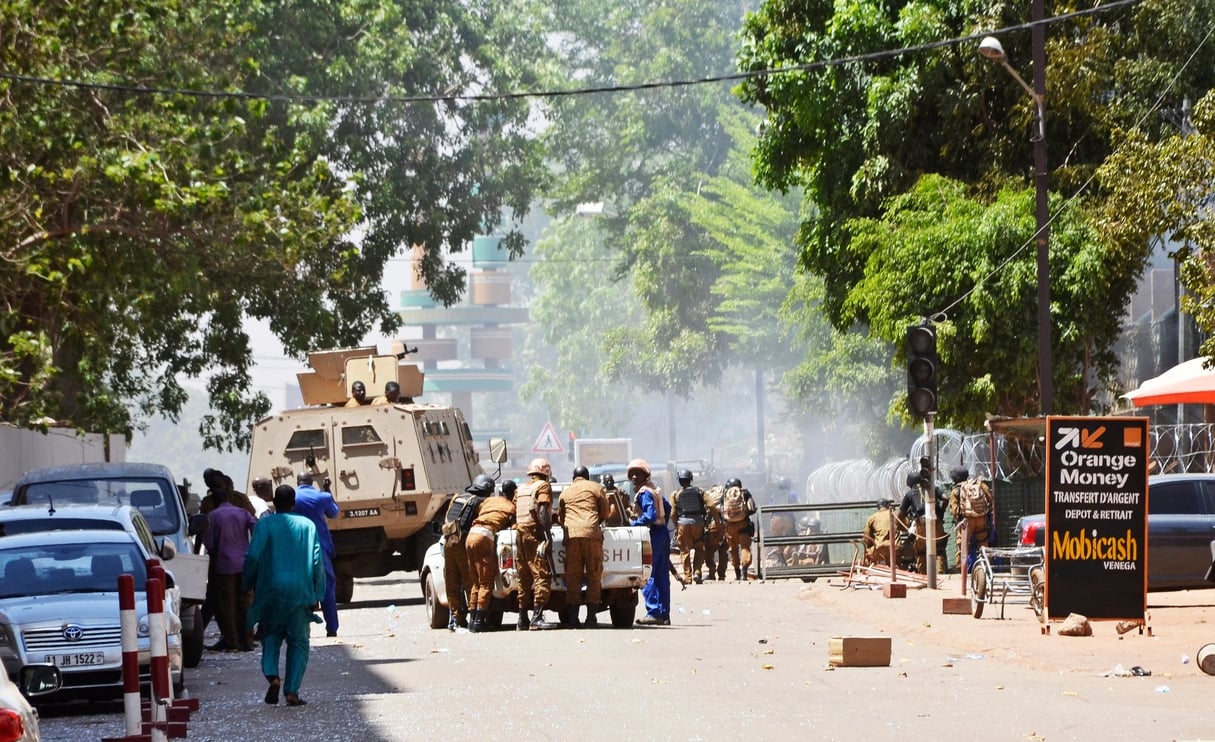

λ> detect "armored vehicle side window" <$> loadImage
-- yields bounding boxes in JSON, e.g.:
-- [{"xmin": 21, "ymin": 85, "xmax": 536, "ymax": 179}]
[
  {"xmin": 341, "ymin": 425, "xmax": 383, "ymax": 446},
  {"xmin": 285, "ymin": 429, "xmax": 327, "ymax": 451}
]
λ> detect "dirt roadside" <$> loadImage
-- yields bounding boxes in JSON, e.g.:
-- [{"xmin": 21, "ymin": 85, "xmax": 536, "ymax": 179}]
[{"xmin": 797, "ymin": 570, "xmax": 1215, "ymax": 677}]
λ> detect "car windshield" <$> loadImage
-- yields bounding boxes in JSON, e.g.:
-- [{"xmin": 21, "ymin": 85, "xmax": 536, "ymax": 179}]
[
  {"xmin": 20, "ymin": 478, "xmax": 180, "ymax": 535},
  {"xmin": 0, "ymin": 541, "xmax": 147, "ymax": 599}
]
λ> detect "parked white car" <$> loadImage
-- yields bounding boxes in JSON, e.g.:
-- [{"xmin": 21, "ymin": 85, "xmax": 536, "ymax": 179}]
[
  {"xmin": 0, "ymin": 665, "xmax": 61, "ymax": 742},
  {"xmin": 0, "ymin": 530, "xmax": 183, "ymax": 701}
]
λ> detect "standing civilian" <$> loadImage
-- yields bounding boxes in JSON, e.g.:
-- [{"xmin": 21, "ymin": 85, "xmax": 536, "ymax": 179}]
[
  {"xmin": 629, "ymin": 459, "xmax": 671, "ymax": 626},
  {"xmin": 202, "ymin": 489, "xmax": 257, "ymax": 651},
  {"xmin": 244, "ymin": 485, "xmax": 325, "ymax": 707}
]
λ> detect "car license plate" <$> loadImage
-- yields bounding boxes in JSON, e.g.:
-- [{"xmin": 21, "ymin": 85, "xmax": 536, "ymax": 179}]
[
  {"xmin": 343, "ymin": 507, "xmax": 380, "ymax": 518},
  {"xmin": 47, "ymin": 652, "xmax": 105, "ymax": 667}
]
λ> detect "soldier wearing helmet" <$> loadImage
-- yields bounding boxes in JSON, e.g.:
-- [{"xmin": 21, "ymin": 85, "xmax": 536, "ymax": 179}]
[
  {"xmin": 673, "ymin": 469, "xmax": 707, "ymax": 584},
  {"xmin": 442, "ymin": 474, "xmax": 494, "ymax": 631},
  {"xmin": 465, "ymin": 477, "xmax": 516, "ymax": 633},
  {"xmin": 514, "ymin": 458, "xmax": 558, "ymax": 630},
  {"xmin": 556, "ymin": 465, "xmax": 610, "ymax": 627},
  {"xmin": 700, "ymin": 484, "xmax": 728, "ymax": 581},
  {"xmin": 722, "ymin": 477, "xmax": 758, "ymax": 581},
  {"xmin": 628, "ymin": 459, "xmax": 671, "ymax": 625},
  {"xmin": 793, "ymin": 515, "xmax": 825, "ymax": 567}
]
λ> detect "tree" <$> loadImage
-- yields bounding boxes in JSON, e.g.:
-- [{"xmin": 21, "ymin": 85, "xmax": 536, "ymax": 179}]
[
  {"xmin": 735, "ymin": 0, "xmax": 1215, "ymax": 421},
  {"xmin": 0, "ymin": 0, "xmax": 553, "ymax": 449}
]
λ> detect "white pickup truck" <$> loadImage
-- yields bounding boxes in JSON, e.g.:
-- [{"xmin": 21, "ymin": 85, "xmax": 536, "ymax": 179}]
[{"xmin": 420, "ymin": 524, "xmax": 652, "ymax": 630}]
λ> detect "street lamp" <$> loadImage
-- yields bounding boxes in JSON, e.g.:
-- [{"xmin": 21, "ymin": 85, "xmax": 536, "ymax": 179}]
[{"xmin": 980, "ymin": 24, "xmax": 1053, "ymax": 416}]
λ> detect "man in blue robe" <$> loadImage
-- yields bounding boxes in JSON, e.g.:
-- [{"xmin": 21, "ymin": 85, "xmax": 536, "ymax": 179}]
[{"xmin": 244, "ymin": 484, "xmax": 325, "ymax": 707}]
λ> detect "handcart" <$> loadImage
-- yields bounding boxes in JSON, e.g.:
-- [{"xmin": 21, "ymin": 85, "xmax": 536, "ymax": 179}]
[{"xmin": 969, "ymin": 545, "xmax": 1045, "ymax": 619}]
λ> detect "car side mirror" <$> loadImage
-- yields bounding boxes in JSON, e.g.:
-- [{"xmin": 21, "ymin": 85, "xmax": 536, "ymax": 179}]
[
  {"xmin": 159, "ymin": 538, "xmax": 178, "ymax": 561},
  {"xmin": 19, "ymin": 663, "xmax": 62, "ymax": 698},
  {"xmin": 489, "ymin": 438, "xmax": 508, "ymax": 464},
  {"xmin": 187, "ymin": 513, "xmax": 209, "ymax": 537}
]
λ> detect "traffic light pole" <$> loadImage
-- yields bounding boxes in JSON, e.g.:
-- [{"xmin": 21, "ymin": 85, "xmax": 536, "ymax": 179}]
[{"xmin": 923, "ymin": 412, "xmax": 938, "ymax": 590}]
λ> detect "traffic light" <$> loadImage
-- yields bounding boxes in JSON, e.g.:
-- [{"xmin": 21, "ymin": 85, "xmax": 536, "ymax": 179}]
[{"xmin": 906, "ymin": 323, "xmax": 938, "ymax": 417}]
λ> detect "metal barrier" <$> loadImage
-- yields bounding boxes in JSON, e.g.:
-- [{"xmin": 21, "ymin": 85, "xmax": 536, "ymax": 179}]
[{"xmin": 755, "ymin": 501, "xmax": 873, "ymax": 581}]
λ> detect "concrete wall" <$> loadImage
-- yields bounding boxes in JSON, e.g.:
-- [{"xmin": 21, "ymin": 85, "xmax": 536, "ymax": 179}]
[{"xmin": 0, "ymin": 424, "xmax": 125, "ymax": 490}]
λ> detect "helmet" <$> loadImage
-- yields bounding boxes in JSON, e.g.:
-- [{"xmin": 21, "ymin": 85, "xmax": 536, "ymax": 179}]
[
  {"xmin": 572, "ymin": 465, "xmax": 590, "ymax": 480},
  {"xmin": 799, "ymin": 516, "xmax": 821, "ymax": 532},
  {"xmin": 725, "ymin": 477, "xmax": 742, "ymax": 489},
  {"xmin": 600, "ymin": 473, "xmax": 615, "ymax": 487},
  {"xmin": 500, "ymin": 480, "xmax": 517, "ymax": 499},
  {"xmin": 527, "ymin": 457, "xmax": 552, "ymax": 477},
  {"xmin": 877, "ymin": 498, "xmax": 894, "ymax": 509},
  {"xmin": 949, "ymin": 466, "xmax": 970, "ymax": 484},
  {"xmin": 906, "ymin": 472, "xmax": 922, "ymax": 488},
  {"xmin": 677, "ymin": 469, "xmax": 693, "ymax": 486},
  {"xmin": 466, "ymin": 474, "xmax": 495, "ymax": 496},
  {"xmin": 626, "ymin": 458, "xmax": 651, "ymax": 478}
]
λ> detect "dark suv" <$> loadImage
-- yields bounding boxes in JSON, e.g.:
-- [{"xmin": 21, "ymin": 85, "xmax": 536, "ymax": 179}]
[{"xmin": 1015, "ymin": 473, "xmax": 1215, "ymax": 591}]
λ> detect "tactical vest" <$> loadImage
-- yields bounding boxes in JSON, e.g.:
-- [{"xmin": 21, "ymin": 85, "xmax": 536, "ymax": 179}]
[
  {"xmin": 445, "ymin": 492, "xmax": 484, "ymax": 533},
  {"xmin": 676, "ymin": 485, "xmax": 706, "ymax": 524},
  {"xmin": 514, "ymin": 478, "xmax": 543, "ymax": 528}
]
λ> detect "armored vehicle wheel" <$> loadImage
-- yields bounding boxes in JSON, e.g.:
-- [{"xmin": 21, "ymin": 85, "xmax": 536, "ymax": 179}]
[
  {"xmin": 609, "ymin": 602, "xmax": 636, "ymax": 628},
  {"xmin": 424, "ymin": 574, "xmax": 449, "ymax": 630},
  {"xmin": 336, "ymin": 572, "xmax": 355, "ymax": 604},
  {"xmin": 1029, "ymin": 566, "xmax": 1045, "ymax": 617},
  {"xmin": 183, "ymin": 605, "xmax": 204, "ymax": 668},
  {"xmin": 971, "ymin": 563, "xmax": 988, "ymax": 619}
]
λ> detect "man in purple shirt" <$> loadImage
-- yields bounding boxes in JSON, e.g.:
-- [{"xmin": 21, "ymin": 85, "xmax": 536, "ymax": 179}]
[{"xmin": 203, "ymin": 490, "xmax": 258, "ymax": 651}]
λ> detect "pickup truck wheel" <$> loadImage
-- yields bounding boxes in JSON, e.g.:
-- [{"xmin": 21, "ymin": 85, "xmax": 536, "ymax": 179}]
[
  {"xmin": 336, "ymin": 572, "xmax": 355, "ymax": 604},
  {"xmin": 424, "ymin": 574, "xmax": 449, "ymax": 630},
  {"xmin": 609, "ymin": 602, "xmax": 635, "ymax": 629},
  {"xmin": 183, "ymin": 605, "xmax": 204, "ymax": 668}
]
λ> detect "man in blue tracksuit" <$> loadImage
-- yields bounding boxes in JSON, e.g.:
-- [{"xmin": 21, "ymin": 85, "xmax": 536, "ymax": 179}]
[
  {"xmin": 629, "ymin": 458, "xmax": 670, "ymax": 626},
  {"xmin": 292, "ymin": 471, "xmax": 340, "ymax": 636}
]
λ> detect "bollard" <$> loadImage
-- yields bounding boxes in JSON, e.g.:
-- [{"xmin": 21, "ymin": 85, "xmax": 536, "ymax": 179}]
[
  {"xmin": 147, "ymin": 563, "xmax": 173, "ymax": 702},
  {"xmin": 119, "ymin": 574, "xmax": 142, "ymax": 737},
  {"xmin": 145, "ymin": 576, "xmax": 169, "ymax": 742}
]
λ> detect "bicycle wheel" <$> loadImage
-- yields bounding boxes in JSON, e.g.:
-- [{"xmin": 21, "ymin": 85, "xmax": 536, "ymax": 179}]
[{"xmin": 971, "ymin": 562, "xmax": 988, "ymax": 619}]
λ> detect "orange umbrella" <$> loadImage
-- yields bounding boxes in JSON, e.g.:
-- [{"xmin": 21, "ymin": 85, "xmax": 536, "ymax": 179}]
[{"xmin": 1123, "ymin": 357, "xmax": 1215, "ymax": 407}]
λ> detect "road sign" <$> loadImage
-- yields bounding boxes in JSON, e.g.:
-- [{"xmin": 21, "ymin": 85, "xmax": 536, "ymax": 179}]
[{"xmin": 531, "ymin": 421, "xmax": 565, "ymax": 454}]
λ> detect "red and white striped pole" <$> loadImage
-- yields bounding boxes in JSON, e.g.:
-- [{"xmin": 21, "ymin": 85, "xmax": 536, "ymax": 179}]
[
  {"xmin": 118, "ymin": 574, "xmax": 141, "ymax": 737},
  {"xmin": 146, "ymin": 575, "xmax": 168, "ymax": 742},
  {"xmin": 147, "ymin": 562, "xmax": 173, "ymax": 702}
]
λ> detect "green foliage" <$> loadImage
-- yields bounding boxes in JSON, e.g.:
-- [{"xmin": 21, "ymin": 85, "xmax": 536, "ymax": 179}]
[
  {"xmin": 735, "ymin": 0, "xmax": 1215, "ymax": 422},
  {"xmin": 0, "ymin": 0, "xmax": 552, "ymax": 449}
]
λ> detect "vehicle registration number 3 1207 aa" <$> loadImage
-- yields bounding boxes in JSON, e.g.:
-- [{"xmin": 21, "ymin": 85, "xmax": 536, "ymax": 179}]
[{"xmin": 47, "ymin": 652, "xmax": 105, "ymax": 667}]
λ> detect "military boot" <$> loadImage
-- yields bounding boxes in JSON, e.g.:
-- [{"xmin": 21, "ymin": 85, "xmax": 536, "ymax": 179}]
[
  {"xmin": 467, "ymin": 610, "xmax": 481, "ymax": 633},
  {"xmin": 583, "ymin": 606, "xmax": 598, "ymax": 628},
  {"xmin": 530, "ymin": 609, "xmax": 558, "ymax": 630},
  {"xmin": 734, "ymin": 567, "xmax": 742, "ymax": 581},
  {"xmin": 516, "ymin": 611, "xmax": 530, "ymax": 631},
  {"xmin": 742, "ymin": 567, "xmax": 751, "ymax": 581},
  {"xmin": 560, "ymin": 606, "xmax": 579, "ymax": 629}
]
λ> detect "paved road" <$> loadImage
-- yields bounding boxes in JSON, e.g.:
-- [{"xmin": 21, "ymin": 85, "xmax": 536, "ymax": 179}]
[{"xmin": 36, "ymin": 571, "xmax": 1215, "ymax": 741}]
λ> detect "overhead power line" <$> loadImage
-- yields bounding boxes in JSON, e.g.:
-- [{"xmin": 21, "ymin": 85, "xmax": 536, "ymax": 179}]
[{"xmin": 0, "ymin": 0, "xmax": 1143, "ymax": 106}]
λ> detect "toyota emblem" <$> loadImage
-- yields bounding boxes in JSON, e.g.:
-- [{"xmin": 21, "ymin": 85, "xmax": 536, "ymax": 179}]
[{"xmin": 62, "ymin": 624, "xmax": 85, "ymax": 642}]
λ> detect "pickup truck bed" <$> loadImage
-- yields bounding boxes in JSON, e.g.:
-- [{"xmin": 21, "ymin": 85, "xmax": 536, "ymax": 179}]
[{"xmin": 420, "ymin": 525, "xmax": 652, "ymax": 629}]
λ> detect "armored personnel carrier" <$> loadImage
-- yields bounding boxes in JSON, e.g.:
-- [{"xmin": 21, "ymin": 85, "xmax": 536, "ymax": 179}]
[{"xmin": 247, "ymin": 346, "xmax": 505, "ymax": 603}]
